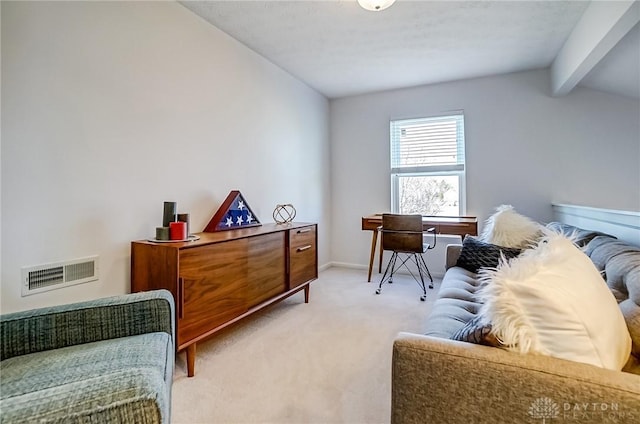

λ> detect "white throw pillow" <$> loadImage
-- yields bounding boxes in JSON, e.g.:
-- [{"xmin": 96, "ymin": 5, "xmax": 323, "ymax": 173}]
[
  {"xmin": 480, "ymin": 205, "xmax": 542, "ymax": 248},
  {"xmin": 477, "ymin": 233, "xmax": 631, "ymax": 371}
]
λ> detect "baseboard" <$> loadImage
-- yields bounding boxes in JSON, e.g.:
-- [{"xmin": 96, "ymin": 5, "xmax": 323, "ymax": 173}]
[
  {"xmin": 322, "ymin": 262, "xmax": 444, "ymax": 279},
  {"xmin": 318, "ymin": 262, "xmax": 334, "ymax": 272},
  {"xmin": 324, "ymin": 262, "xmax": 368, "ymax": 270}
]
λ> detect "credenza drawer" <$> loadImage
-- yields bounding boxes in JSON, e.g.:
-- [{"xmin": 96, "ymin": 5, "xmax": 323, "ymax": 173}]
[
  {"xmin": 289, "ymin": 225, "xmax": 317, "ymax": 289},
  {"xmin": 289, "ymin": 225, "xmax": 316, "ymax": 248},
  {"xmin": 438, "ymin": 223, "xmax": 476, "ymax": 237}
]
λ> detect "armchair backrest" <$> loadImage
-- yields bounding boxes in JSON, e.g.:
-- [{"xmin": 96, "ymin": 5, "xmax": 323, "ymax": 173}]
[{"xmin": 0, "ymin": 290, "xmax": 174, "ymax": 361}]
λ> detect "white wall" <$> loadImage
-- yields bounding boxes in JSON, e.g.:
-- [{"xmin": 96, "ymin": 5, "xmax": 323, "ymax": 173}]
[
  {"xmin": 1, "ymin": 1, "xmax": 330, "ymax": 313},
  {"xmin": 330, "ymin": 69, "xmax": 640, "ymax": 271}
]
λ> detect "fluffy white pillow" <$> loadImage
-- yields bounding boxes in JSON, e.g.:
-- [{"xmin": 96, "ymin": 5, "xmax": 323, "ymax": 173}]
[
  {"xmin": 477, "ymin": 233, "xmax": 631, "ymax": 370},
  {"xmin": 480, "ymin": 205, "xmax": 542, "ymax": 248}
]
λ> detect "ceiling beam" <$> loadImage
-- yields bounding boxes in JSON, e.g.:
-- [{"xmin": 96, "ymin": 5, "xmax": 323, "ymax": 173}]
[{"xmin": 550, "ymin": 0, "xmax": 639, "ymax": 97}]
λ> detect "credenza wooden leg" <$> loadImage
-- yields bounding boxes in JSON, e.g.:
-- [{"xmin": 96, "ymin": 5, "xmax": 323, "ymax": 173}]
[
  {"xmin": 186, "ymin": 343, "xmax": 196, "ymax": 377},
  {"xmin": 367, "ymin": 230, "xmax": 378, "ymax": 282},
  {"xmin": 304, "ymin": 285, "xmax": 310, "ymax": 303}
]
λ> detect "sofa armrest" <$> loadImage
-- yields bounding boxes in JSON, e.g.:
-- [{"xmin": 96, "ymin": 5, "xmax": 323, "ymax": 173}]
[
  {"xmin": 445, "ymin": 244, "xmax": 463, "ymax": 270},
  {"xmin": 1, "ymin": 289, "xmax": 175, "ymax": 360},
  {"xmin": 392, "ymin": 333, "xmax": 640, "ymax": 424}
]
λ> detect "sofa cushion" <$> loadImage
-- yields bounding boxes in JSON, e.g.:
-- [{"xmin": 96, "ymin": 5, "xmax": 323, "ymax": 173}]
[
  {"xmin": 425, "ymin": 267, "xmax": 483, "ymax": 338},
  {"xmin": 480, "ymin": 205, "xmax": 542, "ymax": 249},
  {"xmin": 455, "ymin": 235, "xmax": 521, "ymax": 273},
  {"xmin": 0, "ymin": 332, "xmax": 171, "ymax": 423},
  {"xmin": 545, "ymin": 222, "xmax": 614, "ymax": 247},
  {"xmin": 584, "ymin": 236, "xmax": 640, "ymax": 360},
  {"xmin": 477, "ymin": 233, "xmax": 631, "ymax": 371}
]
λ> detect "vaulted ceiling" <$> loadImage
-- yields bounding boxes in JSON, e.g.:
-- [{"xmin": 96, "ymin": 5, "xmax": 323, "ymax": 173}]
[{"xmin": 181, "ymin": 0, "xmax": 640, "ymax": 100}]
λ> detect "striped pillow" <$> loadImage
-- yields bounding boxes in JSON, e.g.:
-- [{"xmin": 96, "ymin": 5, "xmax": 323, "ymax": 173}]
[{"xmin": 451, "ymin": 315, "xmax": 499, "ymax": 346}]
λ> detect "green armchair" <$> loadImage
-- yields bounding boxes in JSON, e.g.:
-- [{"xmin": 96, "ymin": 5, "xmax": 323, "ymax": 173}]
[{"xmin": 0, "ymin": 289, "xmax": 175, "ymax": 423}]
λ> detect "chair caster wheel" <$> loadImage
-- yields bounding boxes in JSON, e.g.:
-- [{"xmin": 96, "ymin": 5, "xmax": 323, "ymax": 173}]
[
  {"xmin": 375, "ymin": 289, "xmax": 381, "ymax": 295},
  {"xmin": 420, "ymin": 295, "xmax": 426, "ymax": 301},
  {"xmin": 429, "ymin": 284, "xmax": 434, "ymax": 289},
  {"xmin": 388, "ymin": 279, "xmax": 393, "ymax": 284}
]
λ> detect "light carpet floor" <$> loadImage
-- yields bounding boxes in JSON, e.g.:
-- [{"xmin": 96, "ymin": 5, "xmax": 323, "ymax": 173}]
[{"xmin": 171, "ymin": 267, "xmax": 440, "ymax": 424}]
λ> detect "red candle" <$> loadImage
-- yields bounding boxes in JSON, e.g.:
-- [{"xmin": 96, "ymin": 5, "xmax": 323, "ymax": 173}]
[{"xmin": 170, "ymin": 221, "xmax": 187, "ymax": 240}]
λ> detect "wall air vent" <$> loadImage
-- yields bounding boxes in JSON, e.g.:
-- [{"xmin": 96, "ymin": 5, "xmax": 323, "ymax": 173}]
[{"xmin": 21, "ymin": 256, "xmax": 99, "ymax": 296}]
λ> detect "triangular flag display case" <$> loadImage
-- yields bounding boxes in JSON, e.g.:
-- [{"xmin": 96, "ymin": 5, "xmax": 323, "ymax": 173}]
[{"xmin": 204, "ymin": 190, "xmax": 261, "ymax": 232}]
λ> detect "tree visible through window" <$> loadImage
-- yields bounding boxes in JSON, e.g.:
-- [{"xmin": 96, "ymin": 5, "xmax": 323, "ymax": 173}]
[{"xmin": 390, "ymin": 114, "xmax": 466, "ymax": 216}]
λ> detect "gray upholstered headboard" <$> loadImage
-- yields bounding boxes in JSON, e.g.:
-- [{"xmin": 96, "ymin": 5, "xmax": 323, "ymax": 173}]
[{"xmin": 552, "ymin": 203, "xmax": 640, "ymax": 246}]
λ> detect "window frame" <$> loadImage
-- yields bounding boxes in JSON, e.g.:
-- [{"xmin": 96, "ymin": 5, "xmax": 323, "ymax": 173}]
[{"xmin": 390, "ymin": 113, "xmax": 467, "ymax": 217}]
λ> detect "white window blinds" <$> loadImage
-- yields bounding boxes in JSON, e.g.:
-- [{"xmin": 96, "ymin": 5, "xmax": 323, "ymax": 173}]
[{"xmin": 390, "ymin": 114, "xmax": 465, "ymax": 174}]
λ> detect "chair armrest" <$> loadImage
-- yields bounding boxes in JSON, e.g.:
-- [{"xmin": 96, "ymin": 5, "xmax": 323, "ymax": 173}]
[
  {"xmin": 1, "ymin": 289, "xmax": 175, "ymax": 360},
  {"xmin": 445, "ymin": 244, "xmax": 462, "ymax": 270},
  {"xmin": 392, "ymin": 333, "xmax": 640, "ymax": 424}
]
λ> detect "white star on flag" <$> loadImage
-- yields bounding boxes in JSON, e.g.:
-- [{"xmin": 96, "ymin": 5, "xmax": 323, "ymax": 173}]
[
  {"xmin": 238, "ymin": 200, "xmax": 245, "ymax": 210},
  {"xmin": 225, "ymin": 217, "xmax": 233, "ymax": 227},
  {"xmin": 236, "ymin": 215, "xmax": 244, "ymax": 225},
  {"xmin": 247, "ymin": 212, "xmax": 253, "ymax": 223}
]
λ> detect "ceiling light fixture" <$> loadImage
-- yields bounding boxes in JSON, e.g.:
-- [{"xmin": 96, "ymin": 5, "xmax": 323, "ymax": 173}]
[{"xmin": 357, "ymin": 0, "xmax": 396, "ymax": 12}]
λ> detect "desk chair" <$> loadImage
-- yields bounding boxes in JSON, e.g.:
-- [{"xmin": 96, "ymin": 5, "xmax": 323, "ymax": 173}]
[{"xmin": 376, "ymin": 214, "xmax": 436, "ymax": 301}]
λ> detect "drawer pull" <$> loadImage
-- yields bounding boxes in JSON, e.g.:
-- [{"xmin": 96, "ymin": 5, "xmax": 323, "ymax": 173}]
[
  {"xmin": 297, "ymin": 245, "xmax": 312, "ymax": 252},
  {"xmin": 297, "ymin": 228, "xmax": 312, "ymax": 234}
]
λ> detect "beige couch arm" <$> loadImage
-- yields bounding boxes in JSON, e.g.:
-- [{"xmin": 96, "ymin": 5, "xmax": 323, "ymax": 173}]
[
  {"xmin": 392, "ymin": 333, "xmax": 640, "ymax": 424},
  {"xmin": 445, "ymin": 244, "xmax": 462, "ymax": 270}
]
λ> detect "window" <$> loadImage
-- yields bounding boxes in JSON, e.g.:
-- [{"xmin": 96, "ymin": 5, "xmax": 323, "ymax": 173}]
[{"xmin": 390, "ymin": 113, "xmax": 466, "ymax": 216}]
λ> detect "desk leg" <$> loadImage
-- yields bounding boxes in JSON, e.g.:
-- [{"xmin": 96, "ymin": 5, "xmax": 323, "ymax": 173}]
[
  {"xmin": 367, "ymin": 230, "xmax": 378, "ymax": 282},
  {"xmin": 378, "ymin": 236, "xmax": 384, "ymax": 273}
]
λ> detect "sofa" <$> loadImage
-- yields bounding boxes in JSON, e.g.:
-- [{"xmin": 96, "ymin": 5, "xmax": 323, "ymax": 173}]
[
  {"xmin": 391, "ymin": 223, "xmax": 640, "ymax": 424},
  {"xmin": 0, "ymin": 289, "xmax": 175, "ymax": 424}
]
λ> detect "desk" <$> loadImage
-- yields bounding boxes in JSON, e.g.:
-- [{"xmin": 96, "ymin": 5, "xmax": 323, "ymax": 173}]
[{"xmin": 361, "ymin": 214, "xmax": 478, "ymax": 282}]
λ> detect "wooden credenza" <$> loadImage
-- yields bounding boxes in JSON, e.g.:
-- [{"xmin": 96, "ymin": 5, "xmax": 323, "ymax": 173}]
[{"xmin": 131, "ymin": 222, "xmax": 318, "ymax": 377}]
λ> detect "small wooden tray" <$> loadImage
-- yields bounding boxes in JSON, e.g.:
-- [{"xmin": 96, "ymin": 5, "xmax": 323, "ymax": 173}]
[{"xmin": 147, "ymin": 235, "xmax": 200, "ymax": 243}]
